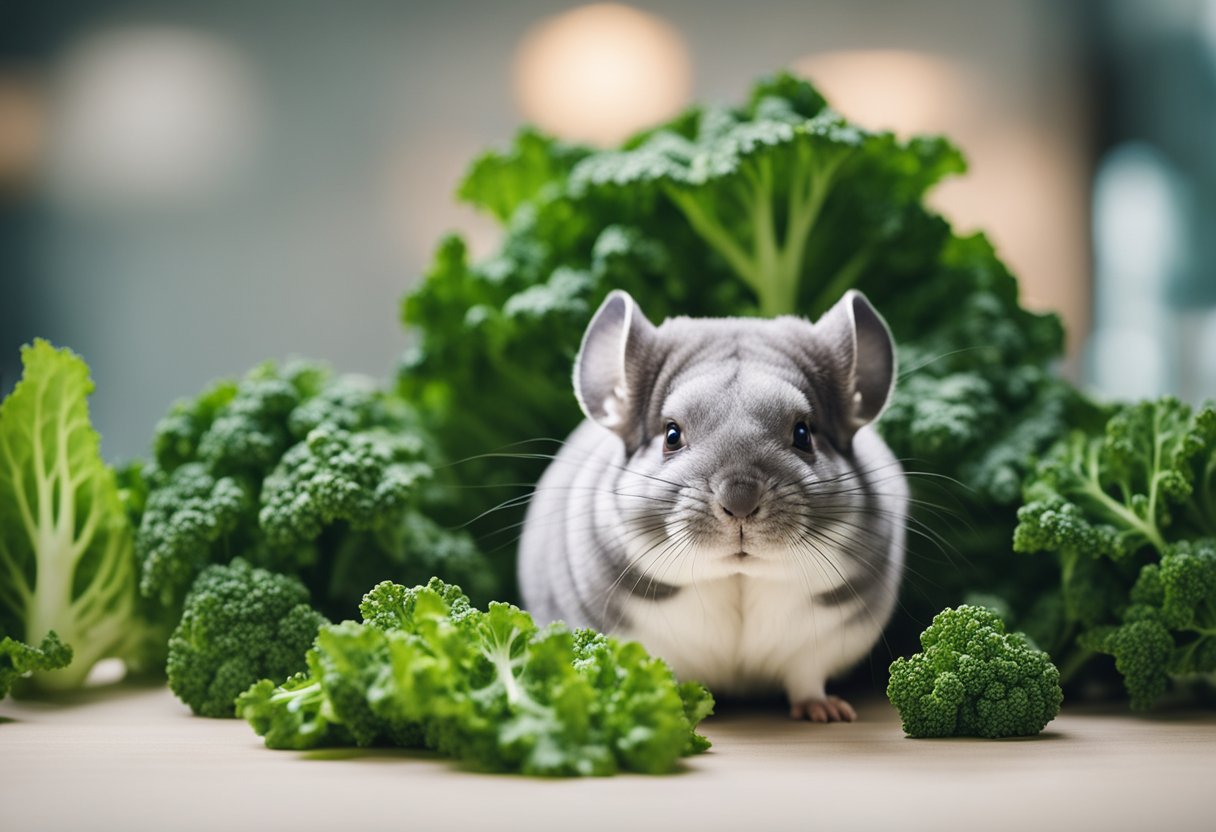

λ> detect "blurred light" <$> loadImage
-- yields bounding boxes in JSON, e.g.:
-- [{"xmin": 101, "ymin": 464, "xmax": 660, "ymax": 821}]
[
  {"xmin": 513, "ymin": 4, "xmax": 691, "ymax": 146},
  {"xmin": 85, "ymin": 658, "xmax": 127, "ymax": 686},
  {"xmin": 792, "ymin": 50, "xmax": 970, "ymax": 136},
  {"xmin": 50, "ymin": 26, "xmax": 261, "ymax": 208},
  {"xmin": 1087, "ymin": 143, "xmax": 1186, "ymax": 398},
  {"xmin": 796, "ymin": 49, "xmax": 1089, "ymax": 362},
  {"xmin": 0, "ymin": 75, "xmax": 45, "ymax": 192},
  {"xmin": 930, "ymin": 123, "xmax": 1089, "ymax": 330}
]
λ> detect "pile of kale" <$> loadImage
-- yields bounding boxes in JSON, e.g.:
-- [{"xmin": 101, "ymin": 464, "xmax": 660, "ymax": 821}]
[
  {"xmin": 4, "ymin": 73, "xmax": 1212, "ymax": 728},
  {"xmin": 400, "ymin": 72, "xmax": 1216, "ymax": 708}
]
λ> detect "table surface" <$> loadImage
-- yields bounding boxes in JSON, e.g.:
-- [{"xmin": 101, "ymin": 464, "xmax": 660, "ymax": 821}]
[{"xmin": 3, "ymin": 683, "xmax": 1214, "ymax": 832}]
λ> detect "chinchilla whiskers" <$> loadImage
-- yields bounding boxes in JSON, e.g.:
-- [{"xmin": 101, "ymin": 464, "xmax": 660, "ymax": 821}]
[
  {"xmin": 788, "ymin": 506, "xmax": 944, "ymax": 575},
  {"xmin": 484, "ymin": 508, "xmax": 675, "ymax": 552},
  {"xmin": 776, "ymin": 525, "xmax": 832, "ymax": 598},
  {"xmin": 781, "ymin": 528, "xmax": 898, "ymax": 656},
  {"xmin": 798, "ymin": 517, "xmax": 900, "ymax": 572},
  {"xmin": 797, "ymin": 523, "xmax": 895, "ymax": 587},
  {"xmin": 768, "ymin": 455, "xmax": 908, "ymax": 490},
  {"xmin": 810, "ymin": 484, "xmax": 973, "ymax": 541},
  {"xmin": 803, "ymin": 507, "xmax": 960, "ymax": 568},
  {"xmin": 804, "ymin": 501, "xmax": 958, "ymax": 552},
  {"xmin": 445, "ymin": 439, "xmax": 693, "ymax": 492},
  {"xmin": 455, "ymin": 481, "xmax": 683, "ymax": 535},
  {"xmin": 768, "ymin": 468, "xmax": 909, "ymax": 504},
  {"xmin": 778, "ymin": 473, "xmax": 967, "ymax": 526},
  {"xmin": 896, "ymin": 345, "xmax": 988, "ymax": 380},
  {"xmin": 789, "ymin": 528, "xmax": 902, "ymax": 649},
  {"xmin": 774, "ymin": 456, "xmax": 969, "ymax": 499},
  {"xmin": 798, "ymin": 522, "xmax": 938, "ymax": 637},
  {"xmin": 648, "ymin": 529, "xmax": 700, "ymax": 600},
  {"xmin": 597, "ymin": 525, "xmax": 698, "ymax": 627}
]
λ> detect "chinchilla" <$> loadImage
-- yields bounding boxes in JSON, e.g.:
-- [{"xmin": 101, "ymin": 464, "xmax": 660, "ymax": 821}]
[{"xmin": 518, "ymin": 289, "xmax": 907, "ymax": 721}]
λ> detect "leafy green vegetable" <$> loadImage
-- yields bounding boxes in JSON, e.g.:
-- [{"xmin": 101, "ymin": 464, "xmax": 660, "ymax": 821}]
[
  {"xmin": 166, "ymin": 558, "xmax": 328, "ymax": 717},
  {"xmin": 0, "ymin": 340, "xmax": 153, "ymax": 694},
  {"xmin": 136, "ymin": 360, "xmax": 495, "ymax": 622},
  {"xmin": 887, "ymin": 605, "xmax": 1062, "ymax": 738},
  {"xmin": 238, "ymin": 578, "xmax": 713, "ymax": 776},
  {"xmin": 1, "ymin": 632, "xmax": 73, "ymax": 699},
  {"xmin": 399, "ymin": 72, "xmax": 1067, "ymax": 609},
  {"xmin": 1014, "ymin": 397, "xmax": 1216, "ymax": 706}
]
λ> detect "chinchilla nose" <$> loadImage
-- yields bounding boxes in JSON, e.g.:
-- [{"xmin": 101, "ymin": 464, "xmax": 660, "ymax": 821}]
[{"xmin": 717, "ymin": 479, "xmax": 762, "ymax": 519}]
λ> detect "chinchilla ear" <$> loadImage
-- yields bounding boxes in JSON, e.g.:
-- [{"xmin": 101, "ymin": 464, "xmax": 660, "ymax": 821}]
[
  {"xmin": 814, "ymin": 289, "xmax": 897, "ymax": 432},
  {"xmin": 574, "ymin": 290, "xmax": 657, "ymax": 441}
]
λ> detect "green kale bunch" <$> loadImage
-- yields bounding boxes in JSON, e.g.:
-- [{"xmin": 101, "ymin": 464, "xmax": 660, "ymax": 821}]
[
  {"xmin": 135, "ymin": 360, "xmax": 495, "ymax": 623},
  {"xmin": 400, "ymin": 72, "xmax": 1069, "ymax": 610},
  {"xmin": 887, "ymin": 604, "xmax": 1062, "ymax": 738},
  {"xmin": 1013, "ymin": 397, "xmax": 1216, "ymax": 707},
  {"xmin": 238, "ymin": 578, "xmax": 714, "ymax": 776},
  {"xmin": 167, "ymin": 559, "xmax": 328, "ymax": 717}
]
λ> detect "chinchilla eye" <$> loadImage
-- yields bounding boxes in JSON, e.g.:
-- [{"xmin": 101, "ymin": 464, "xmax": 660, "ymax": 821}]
[
  {"xmin": 793, "ymin": 421, "xmax": 812, "ymax": 451},
  {"xmin": 664, "ymin": 422, "xmax": 683, "ymax": 451}
]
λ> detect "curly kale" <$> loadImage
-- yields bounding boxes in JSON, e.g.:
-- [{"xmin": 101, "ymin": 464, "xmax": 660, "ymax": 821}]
[
  {"xmin": 238, "ymin": 578, "xmax": 714, "ymax": 776},
  {"xmin": 887, "ymin": 605, "xmax": 1062, "ymax": 738},
  {"xmin": 1079, "ymin": 539, "xmax": 1216, "ymax": 708},
  {"xmin": 1016, "ymin": 398, "xmax": 1212, "ymax": 560},
  {"xmin": 1014, "ymin": 397, "xmax": 1216, "ymax": 707},
  {"xmin": 1, "ymin": 632, "xmax": 73, "ymax": 699},
  {"xmin": 135, "ymin": 361, "xmax": 494, "ymax": 622},
  {"xmin": 167, "ymin": 559, "xmax": 327, "ymax": 717}
]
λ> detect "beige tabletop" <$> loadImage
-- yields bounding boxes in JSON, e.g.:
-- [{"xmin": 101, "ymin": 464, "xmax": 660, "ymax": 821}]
[{"xmin": 2, "ymin": 683, "xmax": 1213, "ymax": 832}]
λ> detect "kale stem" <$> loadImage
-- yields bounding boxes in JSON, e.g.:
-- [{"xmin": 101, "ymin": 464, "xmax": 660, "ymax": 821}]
[
  {"xmin": 1082, "ymin": 441, "xmax": 1166, "ymax": 553},
  {"xmin": 1146, "ymin": 407, "xmax": 1166, "ymax": 536},
  {"xmin": 663, "ymin": 185, "xmax": 760, "ymax": 296},
  {"xmin": 776, "ymin": 152, "xmax": 847, "ymax": 317},
  {"xmin": 751, "ymin": 157, "xmax": 779, "ymax": 311}
]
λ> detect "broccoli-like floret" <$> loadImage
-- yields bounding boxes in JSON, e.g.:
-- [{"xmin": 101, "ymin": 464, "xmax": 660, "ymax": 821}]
[
  {"xmin": 136, "ymin": 463, "xmax": 252, "ymax": 608},
  {"xmin": 1080, "ymin": 539, "xmax": 1216, "ymax": 709},
  {"xmin": 887, "ymin": 605, "xmax": 1062, "ymax": 738},
  {"xmin": 1078, "ymin": 620, "xmax": 1173, "ymax": 710},
  {"xmin": 258, "ymin": 425, "xmax": 430, "ymax": 549},
  {"xmin": 136, "ymin": 360, "xmax": 496, "ymax": 620},
  {"xmin": 151, "ymin": 379, "xmax": 239, "ymax": 472},
  {"xmin": 1013, "ymin": 398, "xmax": 1216, "ymax": 707},
  {"xmin": 167, "ymin": 559, "xmax": 327, "ymax": 717},
  {"xmin": 195, "ymin": 372, "xmax": 307, "ymax": 477}
]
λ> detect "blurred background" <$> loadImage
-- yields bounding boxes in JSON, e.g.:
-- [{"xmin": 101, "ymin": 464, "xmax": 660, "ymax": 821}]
[{"xmin": 1, "ymin": 0, "xmax": 1213, "ymax": 461}]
